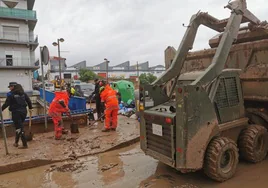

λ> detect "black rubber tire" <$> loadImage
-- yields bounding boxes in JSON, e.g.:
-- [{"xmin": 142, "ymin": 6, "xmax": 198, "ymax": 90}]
[
  {"xmin": 204, "ymin": 137, "xmax": 239, "ymax": 182},
  {"xmin": 238, "ymin": 125, "xmax": 268, "ymax": 163}
]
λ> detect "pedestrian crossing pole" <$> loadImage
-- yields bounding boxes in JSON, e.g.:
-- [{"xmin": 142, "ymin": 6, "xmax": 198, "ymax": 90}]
[
  {"xmin": 40, "ymin": 46, "xmax": 49, "ymax": 131},
  {"xmin": 136, "ymin": 61, "xmax": 140, "ymax": 113},
  {"xmin": 136, "ymin": 61, "xmax": 139, "ymax": 78}
]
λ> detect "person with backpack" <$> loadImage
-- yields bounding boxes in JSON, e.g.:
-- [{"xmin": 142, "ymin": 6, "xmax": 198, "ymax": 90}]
[{"xmin": 1, "ymin": 82, "xmax": 33, "ymax": 149}]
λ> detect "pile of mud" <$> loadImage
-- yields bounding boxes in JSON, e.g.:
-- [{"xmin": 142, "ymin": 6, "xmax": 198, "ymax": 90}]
[{"xmin": 47, "ymin": 162, "xmax": 87, "ymax": 173}]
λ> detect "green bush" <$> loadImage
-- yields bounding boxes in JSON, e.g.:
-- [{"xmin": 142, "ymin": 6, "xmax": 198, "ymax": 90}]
[
  {"xmin": 139, "ymin": 73, "xmax": 157, "ymax": 84},
  {"xmin": 79, "ymin": 69, "xmax": 98, "ymax": 82}
]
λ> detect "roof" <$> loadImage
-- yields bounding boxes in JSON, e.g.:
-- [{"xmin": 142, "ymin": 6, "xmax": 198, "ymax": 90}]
[{"xmin": 67, "ymin": 60, "xmax": 165, "ymax": 72}]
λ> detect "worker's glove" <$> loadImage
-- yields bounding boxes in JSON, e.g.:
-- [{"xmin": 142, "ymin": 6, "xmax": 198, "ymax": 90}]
[
  {"xmin": 28, "ymin": 109, "xmax": 33, "ymax": 114},
  {"xmin": 66, "ymin": 110, "xmax": 72, "ymax": 119}
]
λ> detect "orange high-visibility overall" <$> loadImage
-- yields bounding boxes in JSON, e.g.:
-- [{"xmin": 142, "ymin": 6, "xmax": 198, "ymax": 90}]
[
  {"xmin": 48, "ymin": 91, "xmax": 70, "ymax": 139},
  {"xmin": 100, "ymin": 85, "xmax": 119, "ymax": 129}
]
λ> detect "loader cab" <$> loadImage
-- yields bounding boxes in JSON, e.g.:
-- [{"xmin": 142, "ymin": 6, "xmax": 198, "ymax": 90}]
[
  {"xmin": 177, "ymin": 69, "xmax": 245, "ymax": 124},
  {"xmin": 213, "ymin": 70, "xmax": 245, "ymax": 123}
]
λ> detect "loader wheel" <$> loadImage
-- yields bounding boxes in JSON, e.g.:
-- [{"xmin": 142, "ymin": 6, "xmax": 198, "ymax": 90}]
[
  {"xmin": 204, "ymin": 137, "xmax": 239, "ymax": 182},
  {"xmin": 238, "ymin": 125, "xmax": 268, "ymax": 163}
]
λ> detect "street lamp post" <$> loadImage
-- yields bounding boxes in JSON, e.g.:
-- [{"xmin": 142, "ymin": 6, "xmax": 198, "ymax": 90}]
[
  {"xmin": 136, "ymin": 61, "xmax": 139, "ymax": 77},
  {"xmin": 74, "ymin": 66, "xmax": 78, "ymax": 76},
  {"xmin": 52, "ymin": 38, "xmax": 64, "ymax": 90},
  {"xmin": 136, "ymin": 61, "xmax": 140, "ymax": 90},
  {"xmin": 104, "ymin": 58, "xmax": 109, "ymax": 83}
]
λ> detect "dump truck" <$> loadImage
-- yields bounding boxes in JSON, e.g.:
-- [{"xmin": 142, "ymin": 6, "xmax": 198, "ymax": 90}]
[{"xmin": 139, "ymin": 0, "xmax": 268, "ymax": 182}]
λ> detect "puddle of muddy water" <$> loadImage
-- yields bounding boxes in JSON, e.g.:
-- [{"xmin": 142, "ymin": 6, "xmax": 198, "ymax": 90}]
[
  {"xmin": 0, "ymin": 144, "xmax": 157, "ymax": 188},
  {"xmin": 1, "ymin": 143, "xmax": 268, "ymax": 188}
]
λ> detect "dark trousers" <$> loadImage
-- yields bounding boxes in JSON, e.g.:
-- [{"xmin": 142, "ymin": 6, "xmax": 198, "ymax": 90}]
[
  {"xmin": 95, "ymin": 97, "xmax": 104, "ymax": 119},
  {"xmin": 12, "ymin": 111, "xmax": 27, "ymax": 146}
]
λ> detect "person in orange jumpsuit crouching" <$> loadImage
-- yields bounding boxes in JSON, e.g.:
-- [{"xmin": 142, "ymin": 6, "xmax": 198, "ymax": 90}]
[
  {"xmin": 48, "ymin": 89, "xmax": 70, "ymax": 139},
  {"xmin": 100, "ymin": 82, "xmax": 119, "ymax": 132}
]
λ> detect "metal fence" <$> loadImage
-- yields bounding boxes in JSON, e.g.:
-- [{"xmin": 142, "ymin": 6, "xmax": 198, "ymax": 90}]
[{"xmin": 0, "ymin": 58, "xmax": 33, "ymax": 67}]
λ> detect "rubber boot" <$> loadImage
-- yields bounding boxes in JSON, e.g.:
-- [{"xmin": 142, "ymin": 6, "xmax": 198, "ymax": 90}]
[
  {"xmin": 97, "ymin": 113, "xmax": 101, "ymax": 121},
  {"xmin": 101, "ymin": 127, "xmax": 110, "ymax": 132},
  {"xmin": 88, "ymin": 112, "xmax": 95, "ymax": 121},
  {"xmin": 55, "ymin": 122, "xmax": 63, "ymax": 140},
  {"xmin": 19, "ymin": 131, "xmax": 28, "ymax": 149},
  {"xmin": 101, "ymin": 113, "xmax": 105, "ymax": 122},
  {"xmin": 14, "ymin": 131, "xmax": 20, "ymax": 147}
]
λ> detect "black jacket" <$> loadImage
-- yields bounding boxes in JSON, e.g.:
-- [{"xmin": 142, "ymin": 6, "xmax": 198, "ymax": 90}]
[
  {"xmin": 2, "ymin": 90, "xmax": 33, "ymax": 112},
  {"xmin": 91, "ymin": 82, "xmax": 100, "ymax": 98}
]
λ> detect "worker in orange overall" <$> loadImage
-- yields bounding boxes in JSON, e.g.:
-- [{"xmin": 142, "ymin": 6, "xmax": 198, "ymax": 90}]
[
  {"xmin": 100, "ymin": 82, "xmax": 119, "ymax": 132},
  {"xmin": 48, "ymin": 89, "xmax": 70, "ymax": 140}
]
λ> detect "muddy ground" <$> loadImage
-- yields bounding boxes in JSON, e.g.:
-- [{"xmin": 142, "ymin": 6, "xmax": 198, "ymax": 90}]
[
  {"xmin": 1, "ymin": 143, "xmax": 268, "ymax": 188},
  {"xmin": 0, "ymin": 115, "xmax": 139, "ymax": 174}
]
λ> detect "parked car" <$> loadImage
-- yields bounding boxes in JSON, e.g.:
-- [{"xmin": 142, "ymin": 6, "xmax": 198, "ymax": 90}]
[
  {"xmin": 71, "ymin": 80, "xmax": 81, "ymax": 86},
  {"xmin": 74, "ymin": 83, "xmax": 95, "ymax": 101}
]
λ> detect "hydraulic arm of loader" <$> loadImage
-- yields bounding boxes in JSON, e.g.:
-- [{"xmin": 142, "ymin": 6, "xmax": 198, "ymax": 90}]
[{"xmin": 153, "ymin": 0, "xmax": 260, "ymax": 88}]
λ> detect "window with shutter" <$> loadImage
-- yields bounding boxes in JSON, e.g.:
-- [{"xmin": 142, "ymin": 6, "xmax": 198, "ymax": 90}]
[{"xmin": 3, "ymin": 26, "xmax": 19, "ymax": 41}]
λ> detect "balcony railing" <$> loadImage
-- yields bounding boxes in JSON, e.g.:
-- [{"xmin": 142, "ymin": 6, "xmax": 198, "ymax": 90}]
[
  {"xmin": 0, "ymin": 32, "xmax": 38, "ymax": 43},
  {"xmin": 0, "ymin": 7, "xmax": 36, "ymax": 20},
  {"xmin": 0, "ymin": 58, "xmax": 33, "ymax": 67}
]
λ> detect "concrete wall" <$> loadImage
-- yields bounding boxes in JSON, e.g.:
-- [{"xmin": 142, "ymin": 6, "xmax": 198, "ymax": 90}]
[
  {"xmin": 0, "ymin": 69, "xmax": 33, "ymax": 93},
  {"xmin": 0, "ymin": 1, "xmax": 37, "ymax": 94},
  {"xmin": 16, "ymin": 1, "xmax": 27, "ymax": 9},
  {"xmin": 30, "ymin": 50, "xmax": 35, "ymax": 66},
  {"xmin": 0, "ymin": 45, "xmax": 31, "ymax": 66},
  {"xmin": 50, "ymin": 59, "xmax": 67, "ymax": 72},
  {"xmin": 0, "ymin": 1, "xmax": 27, "ymax": 9},
  {"xmin": 0, "ymin": 18, "xmax": 33, "ymax": 67},
  {"xmin": 164, "ymin": 46, "xmax": 176, "ymax": 94},
  {"xmin": 0, "ymin": 19, "xmax": 30, "ymax": 42}
]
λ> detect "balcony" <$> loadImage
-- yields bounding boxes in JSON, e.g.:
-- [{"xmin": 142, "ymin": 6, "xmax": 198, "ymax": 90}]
[
  {"xmin": 0, "ymin": 7, "xmax": 37, "ymax": 29},
  {"xmin": 0, "ymin": 7, "xmax": 36, "ymax": 20},
  {"xmin": 0, "ymin": 57, "xmax": 38, "ymax": 70},
  {"xmin": 0, "ymin": 32, "xmax": 39, "ymax": 50}
]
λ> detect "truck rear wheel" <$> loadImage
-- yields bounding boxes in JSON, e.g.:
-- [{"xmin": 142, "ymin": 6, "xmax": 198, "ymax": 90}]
[
  {"xmin": 204, "ymin": 137, "xmax": 239, "ymax": 182},
  {"xmin": 238, "ymin": 125, "xmax": 268, "ymax": 163}
]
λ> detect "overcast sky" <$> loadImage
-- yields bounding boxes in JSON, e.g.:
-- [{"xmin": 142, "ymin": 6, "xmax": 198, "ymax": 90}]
[{"xmin": 34, "ymin": 0, "xmax": 267, "ymax": 67}]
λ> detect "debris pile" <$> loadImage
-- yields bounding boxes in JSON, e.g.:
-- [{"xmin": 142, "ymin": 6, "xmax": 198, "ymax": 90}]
[
  {"xmin": 100, "ymin": 163, "xmax": 119, "ymax": 172},
  {"xmin": 47, "ymin": 162, "xmax": 87, "ymax": 173}
]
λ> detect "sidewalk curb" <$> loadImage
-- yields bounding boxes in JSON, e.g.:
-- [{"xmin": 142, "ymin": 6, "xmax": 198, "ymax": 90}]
[{"xmin": 0, "ymin": 136, "xmax": 140, "ymax": 175}]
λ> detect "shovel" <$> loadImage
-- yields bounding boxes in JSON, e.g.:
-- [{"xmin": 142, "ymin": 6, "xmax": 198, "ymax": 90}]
[
  {"xmin": 25, "ymin": 110, "xmax": 33, "ymax": 141},
  {"xmin": 88, "ymin": 113, "xmax": 105, "ymax": 127}
]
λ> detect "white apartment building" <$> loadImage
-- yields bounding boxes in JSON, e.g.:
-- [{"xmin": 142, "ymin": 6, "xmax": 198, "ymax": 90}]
[{"xmin": 0, "ymin": 0, "xmax": 38, "ymax": 96}]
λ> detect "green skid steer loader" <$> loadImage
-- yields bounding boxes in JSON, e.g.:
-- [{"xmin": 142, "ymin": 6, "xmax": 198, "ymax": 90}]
[{"xmin": 139, "ymin": 0, "xmax": 268, "ymax": 182}]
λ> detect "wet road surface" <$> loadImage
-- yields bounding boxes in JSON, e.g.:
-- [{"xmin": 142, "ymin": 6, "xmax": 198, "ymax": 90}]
[{"xmin": 1, "ymin": 143, "xmax": 268, "ymax": 188}]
